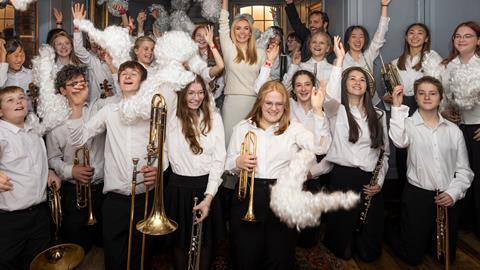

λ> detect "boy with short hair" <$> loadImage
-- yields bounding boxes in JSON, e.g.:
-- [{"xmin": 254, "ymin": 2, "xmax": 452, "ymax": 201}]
[
  {"xmin": 0, "ymin": 86, "xmax": 61, "ymax": 270},
  {"xmin": 387, "ymin": 76, "xmax": 474, "ymax": 266}
]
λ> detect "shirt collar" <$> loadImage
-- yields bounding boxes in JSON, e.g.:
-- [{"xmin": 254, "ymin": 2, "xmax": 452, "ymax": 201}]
[
  {"xmin": 7, "ymin": 66, "xmax": 28, "ymax": 75},
  {"xmin": 411, "ymin": 110, "xmax": 447, "ymax": 127},
  {"xmin": 246, "ymin": 118, "xmax": 280, "ymax": 132},
  {"xmin": 0, "ymin": 119, "xmax": 26, "ymax": 133}
]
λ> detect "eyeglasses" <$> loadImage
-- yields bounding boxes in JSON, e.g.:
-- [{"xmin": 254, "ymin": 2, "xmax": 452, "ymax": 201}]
[
  {"xmin": 454, "ymin": 34, "xmax": 477, "ymax": 40},
  {"xmin": 65, "ymin": 80, "xmax": 88, "ymax": 87}
]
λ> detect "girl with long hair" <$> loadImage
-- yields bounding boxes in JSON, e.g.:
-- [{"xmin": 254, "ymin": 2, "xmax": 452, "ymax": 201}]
[
  {"xmin": 225, "ymin": 79, "xmax": 331, "ymax": 269},
  {"xmin": 164, "ymin": 75, "xmax": 226, "ymax": 270},
  {"xmin": 49, "ymin": 31, "xmax": 81, "ymax": 67}
]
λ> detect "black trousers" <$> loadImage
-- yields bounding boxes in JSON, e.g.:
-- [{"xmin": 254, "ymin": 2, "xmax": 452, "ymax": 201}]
[
  {"xmin": 324, "ymin": 165, "xmax": 384, "ymax": 261},
  {"xmin": 386, "ymin": 182, "xmax": 459, "ymax": 266},
  {"xmin": 459, "ymin": 124, "xmax": 480, "ymax": 237},
  {"xmin": 0, "ymin": 203, "xmax": 50, "ymax": 270},
  {"xmin": 102, "ymin": 190, "xmax": 153, "ymax": 270},
  {"xmin": 60, "ymin": 181, "xmax": 104, "ymax": 253},
  {"xmin": 230, "ymin": 179, "xmax": 297, "ymax": 270}
]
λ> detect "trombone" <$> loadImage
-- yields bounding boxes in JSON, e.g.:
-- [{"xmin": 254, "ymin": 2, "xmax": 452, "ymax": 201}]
[
  {"xmin": 127, "ymin": 94, "xmax": 178, "ymax": 270},
  {"xmin": 30, "ymin": 182, "xmax": 85, "ymax": 270},
  {"xmin": 238, "ymin": 131, "xmax": 257, "ymax": 222},
  {"xmin": 436, "ymin": 190, "xmax": 450, "ymax": 270},
  {"xmin": 74, "ymin": 146, "xmax": 97, "ymax": 226}
]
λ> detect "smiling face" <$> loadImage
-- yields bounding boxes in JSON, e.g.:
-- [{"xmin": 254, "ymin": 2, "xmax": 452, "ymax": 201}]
[
  {"xmin": 194, "ymin": 27, "xmax": 208, "ymax": 50},
  {"xmin": 415, "ymin": 82, "xmax": 442, "ymax": 112},
  {"xmin": 348, "ymin": 28, "xmax": 366, "ymax": 53},
  {"xmin": 294, "ymin": 74, "xmax": 314, "ymax": 103},
  {"xmin": 406, "ymin": 25, "xmax": 429, "ymax": 50},
  {"xmin": 6, "ymin": 46, "xmax": 26, "ymax": 73},
  {"xmin": 233, "ymin": 19, "xmax": 251, "ymax": 45},
  {"xmin": 260, "ymin": 90, "xmax": 286, "ymax": 127},
  {"xmin": 59, "ymin": 74, "xmax": 89, "ymax": 106},
  {"xmin": 309, "ymin": 33, "xmax": 330, "ymax": 58},
  {"xmin": 454, "ymin": 25, "xmax": 480, "ymax": 56},
  {"xmin": 185, "ymin": 82, "xmax": 205, "ymax": 111},
  {"xmin": 134, "ymin": 40, "xmax": 155, "ymax": 66},
  {"xmin": 119, "ymin": 67, "xmax": 143, "ymax": 97},
  {"xmin": 53, "ymin": 35, "xmax": 72, "ymax": 58},
  {"xmin": 0, "ymin": 89, "xmax": 28, "ymax": 127},
  {"xmin": 287, "ymin": 36, "xmax": 301, "ymax": 53},
  {"xmin": 345, "ymin": 70, "xmax": 367, "ymax": 98},
  {"xmin": 308, "ymin": 13, "xmax": 324, "ymax": 34}
]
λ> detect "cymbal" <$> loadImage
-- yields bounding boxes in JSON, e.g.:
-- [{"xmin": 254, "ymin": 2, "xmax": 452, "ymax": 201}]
[{"xmin": 30, "ymin": 243, "xmax": 85, "ymax": 270}]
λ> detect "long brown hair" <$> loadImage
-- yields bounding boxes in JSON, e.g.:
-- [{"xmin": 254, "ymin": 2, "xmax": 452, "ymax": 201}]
[
  {"xmin": 397, "ymin": 23, "xmax": 431, "ymax": 71},
  {"xmin": 176, "ymin": 75, "xmax": 212, "ymax": 155},
  {"xmin": 130, "ymin": 36, "xmax": 155, "ymax": 62},
  {"xmin": 341, "ymin": 67, "xmax": 384, "ymax": 148},
  {"xmin": 230, "ymin": 16, "xmax": 258, "ymax": 65},
  {"xmin": 245, "ymin": 81, "xmax": 290, "ymax": 135},
  {"xmin": 442, "ymin": 21, "xmax": 480, "ymax": 66},
  {"xmin": 49, "ymin": 31, "xmax": 81, "ymax": 65}
]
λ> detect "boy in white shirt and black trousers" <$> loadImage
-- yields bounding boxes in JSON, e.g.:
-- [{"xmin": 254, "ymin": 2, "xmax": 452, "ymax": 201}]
[
  {"xmin": 46, "ymin": 65, "xmax": 108, "ymax": 254},
  {"xmin": 67, "ymin": 61, "xmax": 159, "ymax": 270},
  {"xmin": 387, "ymin": 76, "xmax": 474, "ymax": 266},
  {"xmin": 0, "ymin": 86, "xmax": 61, "ymax": 270}
]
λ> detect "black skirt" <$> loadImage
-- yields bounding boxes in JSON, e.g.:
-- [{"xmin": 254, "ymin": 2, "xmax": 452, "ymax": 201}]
[{"xmin": 165, "ymin": 173, "xmax": 226, "ymax": 249}]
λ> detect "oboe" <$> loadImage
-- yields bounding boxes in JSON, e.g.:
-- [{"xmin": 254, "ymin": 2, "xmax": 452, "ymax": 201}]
[
  {"xmin": 356, "ymin": 148, "xmax": 385, "ymax": 232},
  {"xmin": 187, "ymin": 197, "xmax": 203, "ymax": 270}
]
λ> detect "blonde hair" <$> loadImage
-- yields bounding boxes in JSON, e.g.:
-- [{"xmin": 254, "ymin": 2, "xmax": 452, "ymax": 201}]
[
  {"xmin": 230, "ymin": 17, "xmax": 258, "ymax": 65},
  {"xmin": 245, "ymin": 81, "xmax": 290, "ymax": 135}
]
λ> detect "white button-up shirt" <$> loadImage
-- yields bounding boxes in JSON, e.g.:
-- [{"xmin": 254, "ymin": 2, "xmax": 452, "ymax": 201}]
[
  {"xmin": 0, "ymin": 120, "xmax": 48, "ymax": 211},
  {"xmin": 225, "ymin": 117, "xmax": 331, "ymax": 179},
  {"xmin": 166, "ymin": 112, "xmax": 226, "ymax": 196},
  {"xmin": 389, "ymin": 105, "xmax": 474, "ymax": 203}
]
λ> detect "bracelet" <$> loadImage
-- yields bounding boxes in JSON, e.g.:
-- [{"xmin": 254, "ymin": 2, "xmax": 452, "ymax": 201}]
[
  {"xmin": 118, "ymin": 7, "xmax": 126, "ymax": 15},
  {"xmin": 210, "ymin": 44, "xmax": 217, "ymax": 50},
  {"xmin": 264, "ymin": 60, "xmax": 273, "ymax": 68}
]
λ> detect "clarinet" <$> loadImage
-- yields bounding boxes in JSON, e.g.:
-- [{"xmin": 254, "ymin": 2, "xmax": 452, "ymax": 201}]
[
  {"xmin": 356, "ymin": 148, "xmax": 385, "ymax": 232},
  {"xmin": 187, "ymin": 197, "xmax": 203, "ymax": 270}
]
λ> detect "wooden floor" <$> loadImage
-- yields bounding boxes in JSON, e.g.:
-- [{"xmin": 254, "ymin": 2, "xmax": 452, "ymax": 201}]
[{"xmin": 340, "ymin": 231, "xmax": 480, "ymax": 270}]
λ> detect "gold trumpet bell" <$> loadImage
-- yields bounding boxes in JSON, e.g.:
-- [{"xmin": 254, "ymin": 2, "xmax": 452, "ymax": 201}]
[
  {"xmin": 30, "ymin": 243, "xmax": 84, "ymax": 270},
  {"xmin": 136, "ymin": 210, "xmax": 178, "ymax": 235}
]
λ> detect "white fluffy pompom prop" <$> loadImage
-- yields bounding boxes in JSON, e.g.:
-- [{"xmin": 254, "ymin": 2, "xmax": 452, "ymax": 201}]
[
  {"xmin": 73, "ymin": 18, "xmax": 132, "ymax": 69},
  {"xmin": 256, "ymin": 27, "xmax": 276, "ymax": 51},
  {"xmin": 448, "ymin": 58, "xmax": 480, "ymax": 110},
  {"xmin": 107, "ymin": 0, "xmax": 128, "ymax": 17},
  {"xmin": 171, "ymin": 0, "xmax": 191, "ymax": 11},
  {"xmin": 170, "ymin": 10, "xmax": 195, "ymax": 35},
  {"xmin": 270, "ymin": 149, "xmax": 360, "ymax": 230},
  {"xmin": 421, "ymin": 50, "xmax": 444, "ymax": 79},
  {"xmin": 195, "ymin": 0, "xmax": 221, "ymax": 22},
  {"xmin": 10, "ymin": 0, "xmax": 36, "ymax": 11},
  {"xmin": 119, "ymin": 31, "xmax": 197, "ymax": 124},
  {"xmin": 32, "ymin": 45, "xmax": 71, "ymax": 133}
]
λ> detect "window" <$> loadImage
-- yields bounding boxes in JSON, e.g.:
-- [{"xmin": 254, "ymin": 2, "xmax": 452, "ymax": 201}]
[
  {"xmin": 238, "ymin": 5, "xmax": 275, "ymax": 32},
  {"xmin": 0, "ymin": 5, "xmax": 15, "ymax": 36}
]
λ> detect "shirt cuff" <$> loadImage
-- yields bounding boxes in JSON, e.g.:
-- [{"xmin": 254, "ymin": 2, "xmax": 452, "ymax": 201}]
[
  {"xmin": 391, "ymin": 105, "xmax": 409, "ymax": 119},
  {"xmin": 63, "ymin": 164, "xmax": 74, "ymax": 180}
]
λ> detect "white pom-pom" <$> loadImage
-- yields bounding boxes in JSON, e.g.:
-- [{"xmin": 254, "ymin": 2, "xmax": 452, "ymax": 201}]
[
  {"xmin": 270, "ymin": 149, "xmax": 360, "ymax": 230},
  {"xmin": 171, "ymin": 0, "xmax": 191, "ymax": 11},
  {"xmin": 448, "ymin": 59, "xmax": 480, "ymax": 110},
  {"xmin": 107, "ymin": 0, "xmax": 128, "ymax": 17},
  {"xmin": 32, "ymin": 45, "xmax": 71, "ymax": 133},
  {"xmin": 421, "ymin": 50, "xmax": 444, "ymax": 79},
  {"xmin": 170, "ymin": 10, "xmax": 195, "ymax": 35},
  {"xmin": 256, "ymin": 27, "xmax": 276, "ymax": 50},
  {"xmin": 10, "ymin": 0, "xmax": 36, "ymax": 11},
  {"xmin": 195, "ymin": 0, "xmax": 221, "ymax": 22},
  {"xmin": 155, "ymin": 31, "xmax": 198, "ymax": 64},
  {"xmin": 73, "ymin": 18, "xmax": 132, "ymax": 68}
]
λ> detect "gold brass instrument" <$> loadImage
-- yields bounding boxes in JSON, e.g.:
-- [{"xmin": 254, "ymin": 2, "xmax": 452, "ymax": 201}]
[
  {"xmin": 379, "ymin": 54, "xmax": 402, "ymax": 94},
  {"xmin": 436, "ymin": 190, "xmax": 450, "ymax": 270},
  {"xmin": 28, "ymin": 82, "xmax": 39, "ymax": 115},
  {"xmin": 238, "ymin": 131, "xmax": 257, "ymax": 222},
  {"xmin": 100, "ymin": 79, "xmax": 114, "ymax": 99},
  {"xmin": 187, "ymin": 197, "xmax": 203, "ymax": 270},
  {"xmin": 126, "ymin": 94, "xmax": 177, "ymax": 270},
  {"xmin": 30, "ymin": 182, "xmax": 85, "ymax": 270},
  {"xmin": 74, "ymin": 146, "xmax": 97, "ymax": 226}
]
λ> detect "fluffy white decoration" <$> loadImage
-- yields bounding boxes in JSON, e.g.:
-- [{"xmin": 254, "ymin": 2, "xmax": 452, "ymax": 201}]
[
  {"xmin": 119, "ymin": 31, "xmax": 198, "ymax": 124},
  {"xmin": 448, "ymin": 58, "xmax": 480, "ymax": 110},
  {"xmin": 32, "ymin": 45, "xmax": 71, "ymax": 133},
  {"xmin": 270, "ymin": 149, "xmax": 360, "ymax": 230},
  {"xmin": 73, "ymin": 18, "xmax": 132, "ymax": 69},
  {"xmin": 171, "ymin": 0, "xmax": 191, "ymax": 11},
  {"xmin": 421, "ymin": 50, "xmax": 444, "ymax": 79},
  {"xmin": 170, "ymin": 10, "xmax": 195, "ymax": 35},
  {"xmin": 10, "ymin": 0, "xmax": 36, "ymax": 11},
  {"xmin": 107, "ymin": 0, "xmax": 128, "ymax": 17},
  {"xmin": 256, "ymin": 27, "xmax": 276, "ymax": 51},
  {"xmin": 195, "ymin": 0, "xmax": 221, "ymax": 22},
  {"xmin": 151, "ymin": 4, "xmax": 170, "ymax": 33},
  {"xmin": 25, "ymin": 113, "xmax": 46, "ymax": 136}
]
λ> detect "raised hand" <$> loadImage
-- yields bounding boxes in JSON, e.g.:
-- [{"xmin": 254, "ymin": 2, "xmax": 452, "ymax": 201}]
[
  {"xmin": 266, "ymin": 42, "xmax": 280, "ymax": 62},
  {"xmin": 137, "ymin": 10, "xmax": 147, "ymax": 26},
  {"xmin": 381, "ymin": 0, "xmax": 392, "ymax": 6},
  {"xmin": 311, "ymin": 80, "xmax": 327, "ymax": 116},
  {"xmin": 204, "ymin": 25, "xmax": 215, "ymax": 47},
  {"xmin": 71, "ymin": 3, "xmax": 86, "ymax": 21},
  {"xmin": 391, "ymin": 85, "xmax": 404, "ymax": 107},
  {"xmin": 332, "ymin": 36, "xmax": 345, "ymax": 63},
  {"xmin": 53, "ymin": 7, "xmax": 63, "ymax": 24}
]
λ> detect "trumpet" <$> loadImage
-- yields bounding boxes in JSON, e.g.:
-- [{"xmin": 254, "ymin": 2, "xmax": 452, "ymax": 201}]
[
  {"xmin": 127, "ymin": 94, "xmax": 177, "ymax": 270},
  {"xmin": 30, "ymin": 182, "xmax": 85, "ymax": 270},
  {"xmin": 436, "ymin": 190, "xmax": 450, "ymax": 270},
  {"xmin": 379, "ymin": 54, "xmax": 401, "ymax": 94},
  {"xmin": 238, "ymin": 131, "xmax": 257, "ymax": 222},
  {"xmin": 187, "ymin": 197, "xmax": 203, "ymax": 270},
  {"xmin": 74, "ymin": 146, "xmax": 97, "ymax": 226}
]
